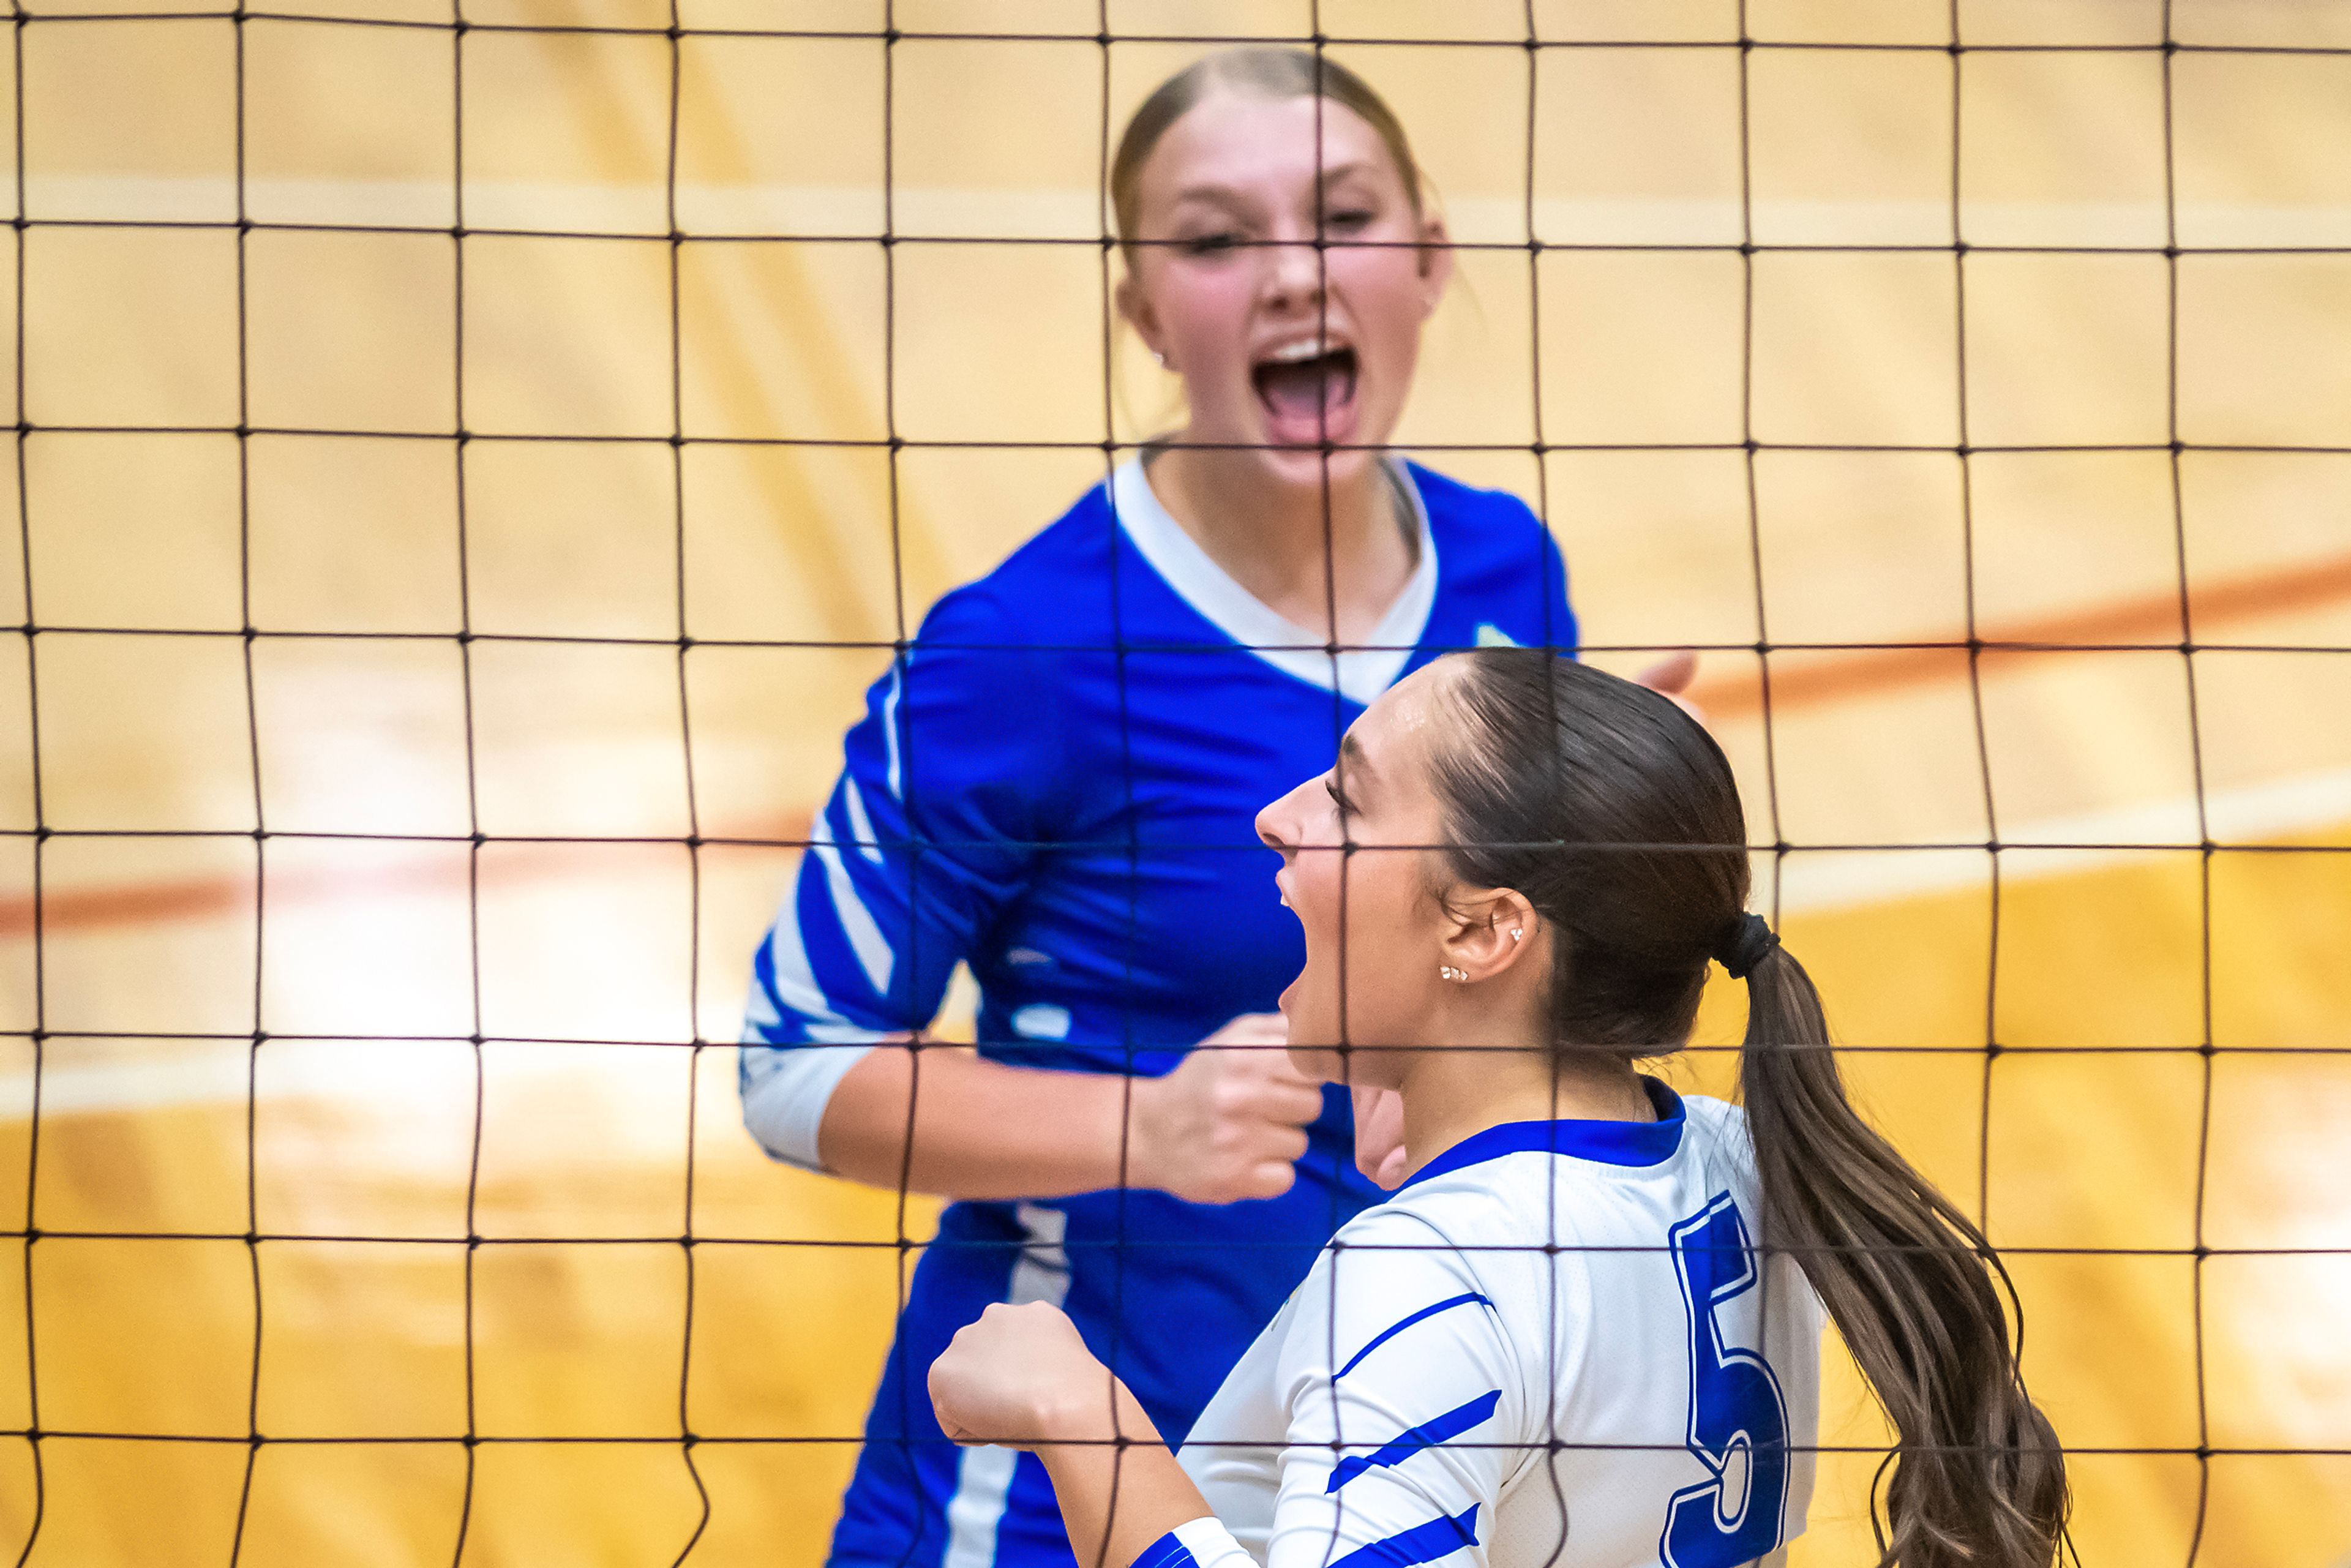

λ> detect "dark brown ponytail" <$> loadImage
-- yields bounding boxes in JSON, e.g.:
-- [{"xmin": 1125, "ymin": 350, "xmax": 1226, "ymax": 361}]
[
  {"xmin": 1739, "ymin": 943, "xmax": 2068, "ymax": 1568},
  {"xmin": 1428, "ymin": 648, "xmax": 2069, "ymax": 1568}
]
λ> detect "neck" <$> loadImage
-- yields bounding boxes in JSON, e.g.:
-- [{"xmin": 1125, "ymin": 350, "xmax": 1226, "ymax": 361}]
[
  {"xmin": 1147, "ymin": 443, "xmax": 1414, "ymax": 642},
  {"xmin": 1393, "ymin": 1015, "xmax": 1654, "ymax": 1185}
]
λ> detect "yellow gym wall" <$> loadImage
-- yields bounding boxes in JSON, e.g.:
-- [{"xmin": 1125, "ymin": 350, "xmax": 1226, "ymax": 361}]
[{"xmin": 1, "ymin": 1, "xmax": 2347, "ymax": 1564}]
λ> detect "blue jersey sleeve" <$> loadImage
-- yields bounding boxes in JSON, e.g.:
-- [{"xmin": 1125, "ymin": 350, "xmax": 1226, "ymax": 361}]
[
  {"xmin": 1548, "ymin": 522, "xmax": 1579, "ymax": 656},
  {"xmin": 738, "ymin": 586, "xmax": 1063, "ymax": 1168}
]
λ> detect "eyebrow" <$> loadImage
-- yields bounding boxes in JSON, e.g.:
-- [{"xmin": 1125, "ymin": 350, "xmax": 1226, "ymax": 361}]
[
  {"xmin": 1168, "ymin": 185, "xmax": 1248, "ymax": 211},
  {"xmin": 1168, "ymin": 162, "xmax": 1381, "ymax": 209}
]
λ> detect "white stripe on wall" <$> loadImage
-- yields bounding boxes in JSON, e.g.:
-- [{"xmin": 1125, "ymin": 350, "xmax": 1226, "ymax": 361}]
[
  {"xmin": 7, "ymin": 767, "xmax": 2346, "ymax": 1119},
  {"xmin": 1768, "ymin": 764, "xmax": 2351, "ymax": 917}
]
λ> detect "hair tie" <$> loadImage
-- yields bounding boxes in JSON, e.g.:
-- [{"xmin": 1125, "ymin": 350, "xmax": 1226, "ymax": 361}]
[{"xmin": 1717, "ymin": 912, "xmax": 1779, "ymax": 981}]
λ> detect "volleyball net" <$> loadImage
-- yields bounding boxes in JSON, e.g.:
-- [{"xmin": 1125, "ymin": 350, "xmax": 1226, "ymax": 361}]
[{"xmin": 4, "ymin": 2, "xmax": 2350, "ymax": 1564}]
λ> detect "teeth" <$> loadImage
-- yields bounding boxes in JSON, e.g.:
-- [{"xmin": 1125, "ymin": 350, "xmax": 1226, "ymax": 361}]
[{"xmin": 1264, "ymin": 338, "xmax": 1338, "ymax": 364}]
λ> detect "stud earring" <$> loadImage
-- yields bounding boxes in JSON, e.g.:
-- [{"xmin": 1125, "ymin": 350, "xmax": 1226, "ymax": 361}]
[
  {"xmin": 1509, "ymin": 928, "xmax": 1523, "ymax": 943},
  {"xmin": 1439, "ymin": 965, "xmax": 1467, "ymax": 983},
  {"xmin": 1152, "ymin": 350, "xmax": 1168, "ymax": 368}
]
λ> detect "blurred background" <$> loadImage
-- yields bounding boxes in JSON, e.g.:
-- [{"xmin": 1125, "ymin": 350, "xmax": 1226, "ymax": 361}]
[{"xmin": 2, "ymin": 0, "xmax": 2347, "ymax": 1562}]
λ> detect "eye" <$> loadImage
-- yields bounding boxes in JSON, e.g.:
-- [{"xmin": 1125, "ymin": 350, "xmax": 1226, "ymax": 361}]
[
  {"xmin": 1324, "ymin": 776, "xmax": 1355, "ymax": 819},
  {"xmin": 1179, "ymin": 230, "xmax": 1242, "ymax": 258},
  {"xmin": 1321, "ymin": 208, "xmax": 1374, "ymax": 235}
]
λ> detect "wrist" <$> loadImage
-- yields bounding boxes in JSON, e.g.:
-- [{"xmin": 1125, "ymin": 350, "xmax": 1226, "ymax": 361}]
[
  {"xmin": 1119, "ymin": 1073, "xmax": 1163, "ymax": 1192},
  {"xmin": 1032, "ymin": 1372, "xmax": 1121, "ymax": 1450}
]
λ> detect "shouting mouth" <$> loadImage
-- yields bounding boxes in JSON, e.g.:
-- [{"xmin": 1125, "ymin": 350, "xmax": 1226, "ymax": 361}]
[{"xmin": 1251, "ymin": 337, "xmax": 1359, "ymax": 447}]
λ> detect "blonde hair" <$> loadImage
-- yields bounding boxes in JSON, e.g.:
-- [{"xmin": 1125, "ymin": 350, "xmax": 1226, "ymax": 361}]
[{"xmin": 1109, "ymin": 48, "xmax": 1428, "ymax": 260}]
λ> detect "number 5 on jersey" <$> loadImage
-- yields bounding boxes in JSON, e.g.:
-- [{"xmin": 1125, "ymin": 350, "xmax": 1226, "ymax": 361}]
[{"xmin": 1661, "ymin": 1193, "xmax": 1792, "ymax": 1568}]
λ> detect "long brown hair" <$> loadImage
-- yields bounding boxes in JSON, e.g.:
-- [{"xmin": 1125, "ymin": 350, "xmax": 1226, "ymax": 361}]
[
  {"xmin": 1425, "ymin": 648, "xmax": 2069, "ymax": 1568},
  {"xmin": 1109, "ymin": 47, "xmax": 1428, "ymax": 258}
]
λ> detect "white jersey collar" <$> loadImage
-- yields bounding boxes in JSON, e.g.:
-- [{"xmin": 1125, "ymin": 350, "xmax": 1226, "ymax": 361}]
[{"xmin": 1110, "ymin": 456, "xmax": 1438, "ymax": 708}]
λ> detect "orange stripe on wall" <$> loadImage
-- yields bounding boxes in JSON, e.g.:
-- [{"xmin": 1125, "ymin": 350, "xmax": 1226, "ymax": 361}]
[
  {"xmin": 0, "ymin": 817, "xmax": 812, "ymax": 940},
  {"xmin": 1685, "ymin": 550, "xmax": 2351, "ymax": 719},
  {"xmin": 6, "ymin": 550, "xmax": 2348, "ymax": 939}
]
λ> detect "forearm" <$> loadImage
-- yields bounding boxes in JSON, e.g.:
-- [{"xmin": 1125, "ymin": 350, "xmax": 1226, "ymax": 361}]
[
  {"xmin": 817, "ymin": 1043, "xmax": 1149, "ymax": 1201},
  {"xmin": 1035, "ymin": 1382, "xmax": 1212, "ymax": 1568}
]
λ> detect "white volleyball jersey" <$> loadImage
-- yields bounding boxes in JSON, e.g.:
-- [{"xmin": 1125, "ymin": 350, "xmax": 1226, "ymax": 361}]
[{"xmin": 1153, "ymin": 1082, "xmax": 1824, "ymax": 1568}]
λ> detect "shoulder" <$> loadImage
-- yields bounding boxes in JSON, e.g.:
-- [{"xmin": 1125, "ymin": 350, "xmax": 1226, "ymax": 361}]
[
  {"xmin": 887, "ymin": 484, "xmax": 1121, "ymax": 791},
  {"xmin": 917, "ymin": 479, "xmax": 1119, "ymax": 645},
  {"xmin": 1681, "ymin": 1091, "xmax": 1748, "ymax": 1138},
  {"xmin": 1319, "ymin": 1172, "xmax": 1554, "ymax": 1310},
  {"xmin": 1291, "ymin": 1179, "xmax": 1568, "ymax": 1433},
  {"xmin": 1669, "ymin": 1092, "xmax": 1775, "ymax": 1242},
  {"xmin": 905, "ymin": 479, "xmax": 1123, "ymax": 694},
  {"xmin": 1299, "ymin": 1199, "xmax": 1512, "ymax": 1374},
  {"xmin": 1679, "ymin": 1093, "xmax": 1758, "ymax": 1177},
  {"xmin": 1317, "ymin": 1194, "xmax": 1503, "ymax": 1303},
  {"xmin": 1352, "ymin": 1149, "xmax": 1613, "ymax": 1272}
]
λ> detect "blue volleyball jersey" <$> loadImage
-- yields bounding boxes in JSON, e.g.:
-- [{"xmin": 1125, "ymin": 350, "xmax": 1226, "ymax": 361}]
[{"xmin": 738, "ymin": 456, "xmax": 1577, "ymax": 1568}]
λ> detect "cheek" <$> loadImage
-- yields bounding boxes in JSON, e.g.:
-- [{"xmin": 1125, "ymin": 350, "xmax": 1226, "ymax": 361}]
[
  {"xmin": 1333, "ymin": 251, "xmax": 1432, "ymax": 366},
  {"xmin": 1331, "ymin": 852, "xmax": 1433, "ymax": 1015},
  {"xmin": 1293, "ymin": 847, "xmax": 1422, "ymax": 958},
  {"xmin": 1291, "ymin": 849, "xmax": 1346, "ymax": 945},
  {"xmin": 1153, "ymin": 268, "xmax": 1254, "ymax": 373}
]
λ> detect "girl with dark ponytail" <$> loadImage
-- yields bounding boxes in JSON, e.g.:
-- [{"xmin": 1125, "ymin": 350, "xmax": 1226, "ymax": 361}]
[
  {"xmin": 1431, "ymin": 650, "xmax": 2071, "ymax": 1568},
  {"xmin": 928, "ymin": 649, "xmax": 2068, "ymax": 1568}
]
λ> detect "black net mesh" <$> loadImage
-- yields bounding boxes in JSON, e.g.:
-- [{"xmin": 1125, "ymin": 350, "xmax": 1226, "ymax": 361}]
[{"xmin": 4, "ymin": 2, "xmax": 2349, "ymax": 1564}]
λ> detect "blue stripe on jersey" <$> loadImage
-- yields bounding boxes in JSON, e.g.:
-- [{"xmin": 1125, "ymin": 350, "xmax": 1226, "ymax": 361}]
[
  {"xmin": 1336, "ymin": 1292, "xmax": 1496, "ymax": 1380},
  {"xmin": 1129, "ymin": 1531, "xmax": 1203, "ymax": 1568},
  {"xmin": 1327, "ymin": 1388, "xmax": 1502, "ymax": 1493},
  {"xmin": 1399, "ymin": 1078, "xmax": 1688, "ymax": 1191},
  {"xmin": 1329, "ymin": 1504, "xmax": 1482, "ymax": 1568}
]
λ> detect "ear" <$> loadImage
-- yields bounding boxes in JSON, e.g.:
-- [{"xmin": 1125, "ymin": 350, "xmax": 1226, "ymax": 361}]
[
  {"xmin": 1414, "ymin": 210, "xmax": 1455, "ymax": 312},
  {"xmin": 1116, "ymin": 271, "xmax": 1171, "ymax": 370},
  {"xmin": 1439, "ymin": 887, "xmax": 1539, "ymax": 986}
]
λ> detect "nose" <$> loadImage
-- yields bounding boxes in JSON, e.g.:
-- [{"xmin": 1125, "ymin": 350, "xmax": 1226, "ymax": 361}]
[
  {"xmin": 1256, "ymin": 780, "xmax": 1307, "ymax": 853},
  {"xmin": 1260, "ymin": 231, "xmax": 1325, "ymax": 310}
]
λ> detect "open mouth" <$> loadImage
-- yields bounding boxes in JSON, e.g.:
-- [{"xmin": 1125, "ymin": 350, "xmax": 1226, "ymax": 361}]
[{"xmin": 1251, "ymin": 342, "xmax": 1359, "ymax": 437}]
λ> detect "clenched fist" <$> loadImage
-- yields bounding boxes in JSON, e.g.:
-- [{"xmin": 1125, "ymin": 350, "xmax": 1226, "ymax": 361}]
[
  {"xmin": 929, "ymin": 1300, "xmax": 1117, "ymax": 1450},
  {"xmin": 1128, "ymin": 1013, "xmax": 1325, "ymax": 1204}
]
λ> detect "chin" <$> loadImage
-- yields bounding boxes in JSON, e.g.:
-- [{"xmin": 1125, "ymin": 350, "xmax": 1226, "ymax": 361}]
[
  {"xmin": 1287, "ymin": 1041, "xmax": 1346, "ymax": 1086},
  {"xmin": 1256, "ymin": 441, "xmax": 1380, "ymax": 490},
  {"xmin": 1277, "ymin": 997, "xmax": 1330, "ymax": 1070}
]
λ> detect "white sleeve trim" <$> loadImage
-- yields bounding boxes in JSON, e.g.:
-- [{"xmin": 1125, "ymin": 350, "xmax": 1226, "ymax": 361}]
[
  {"xmin": 1169, "ymin": 1515, "xmax": 1259, "ymax": 1568},
  {"xmin": 739, "ymin": 1041, "xmax": 876, "ymax": 1171}
]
